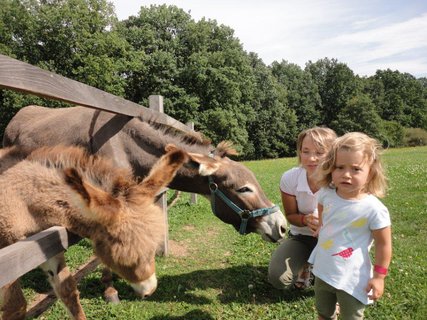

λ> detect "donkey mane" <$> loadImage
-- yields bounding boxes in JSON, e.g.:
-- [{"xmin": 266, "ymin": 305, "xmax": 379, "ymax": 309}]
[{"xmin": 142, "ymin": 116, "xmax": 212, "ymax": 147}]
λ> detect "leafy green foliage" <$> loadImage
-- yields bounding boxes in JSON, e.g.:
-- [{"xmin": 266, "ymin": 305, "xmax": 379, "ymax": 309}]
[
  {"xmin": 381, "ymin": 120, "xmax": 405, "ymax": 148},
  {"xmin": 367, "ymin": 69, "xmax": 427, "ymax": 130},
  {"xmin": 118, "ymin": 6, "xmax": 253, "ymax": 153},
  {"xmin": 270, "ymin": 60, "xmax": 321, "ymax": 132},
  {"xmin": 330, "ymin": 94, "xmax": 383, "ymax": 139},
  {"xmin": 245, "ymin": 54, "xmax": 297, "ymax": 159},
  {"xmin": 305, "ymin": 58, "xmax": 361, "ymax": 125}
]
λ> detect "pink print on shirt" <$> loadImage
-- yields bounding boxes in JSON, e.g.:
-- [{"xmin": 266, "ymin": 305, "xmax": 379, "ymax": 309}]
[{"xmin": 332, "ymin": 247, "xmax": 354, "ymax": 259}]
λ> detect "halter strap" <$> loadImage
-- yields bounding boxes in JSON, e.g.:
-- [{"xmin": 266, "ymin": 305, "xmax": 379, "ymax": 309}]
[{"xmin": 208, "ymin": 176, "xmax": 279, "ymax": 234}]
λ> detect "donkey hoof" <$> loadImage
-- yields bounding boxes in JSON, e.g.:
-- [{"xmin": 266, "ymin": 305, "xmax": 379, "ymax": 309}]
[{"xmin": 104, "ymin": 288, "xmax": 120, "ymax": 304}]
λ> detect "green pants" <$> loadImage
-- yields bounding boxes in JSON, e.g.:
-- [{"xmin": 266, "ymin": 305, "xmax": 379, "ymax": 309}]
[
  {"xmin": 314, "ymin": 277, "xmax": 365, "ymax": 320},
  {"xmin": 268, "ymin": 233, "xmax": 317, "ymax": 289}
]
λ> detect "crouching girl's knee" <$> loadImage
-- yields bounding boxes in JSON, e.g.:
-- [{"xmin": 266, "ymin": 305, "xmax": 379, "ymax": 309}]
[{"xmin": 268, "ymin": 267, "xmax": 293, "ymax": 289}]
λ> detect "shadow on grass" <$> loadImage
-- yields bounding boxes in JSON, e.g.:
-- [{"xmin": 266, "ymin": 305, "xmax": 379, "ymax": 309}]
[
  {"xmin": 150, "ymin": 309, "xmax": 214, "ymax": 320},
  {"xmin": 75, "ymin": 264, "xmax": 313, "ymax": 305},
  {"xmin": 22, "ymin": 264, "xmax": 313, "ymax": 307}
]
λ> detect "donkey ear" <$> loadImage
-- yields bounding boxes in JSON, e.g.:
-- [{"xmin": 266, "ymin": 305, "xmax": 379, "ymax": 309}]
[
  {"xmin": 187, "ymin": 152, "xmax": 220, "ymax": 176},
  {"xmin": 64, "ymin": 168, "xmax": 122, "ymax": 224}
]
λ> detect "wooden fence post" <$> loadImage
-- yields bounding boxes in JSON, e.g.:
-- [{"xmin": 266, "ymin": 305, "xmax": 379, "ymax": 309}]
[
  {"xmin": 149, "ymin": 95, "xmax": 164, "ymax": 113},
  {"xmin": 186, "ymin": 121, "xmax": 198, "ymax": 204},
  {"xmin": 149, "ymin": 95, "xmax": 168, "ymax": 256}
]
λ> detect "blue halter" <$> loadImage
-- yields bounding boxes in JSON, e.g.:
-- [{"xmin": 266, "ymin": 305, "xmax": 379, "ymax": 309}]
[{"xmin": 208, "ymin": 176, "xmax": 279, "ymax": 234}]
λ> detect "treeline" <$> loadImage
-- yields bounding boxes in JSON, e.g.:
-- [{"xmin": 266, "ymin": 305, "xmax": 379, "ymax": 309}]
[{"xmin": 1, "ymin": 0, "xmax": 427, "ymax": 159}]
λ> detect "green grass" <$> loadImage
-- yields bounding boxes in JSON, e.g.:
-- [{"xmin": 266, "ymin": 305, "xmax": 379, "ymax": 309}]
[{"xmin": 24, "ymin": 147, "xmax": 427, "ymax": 319}]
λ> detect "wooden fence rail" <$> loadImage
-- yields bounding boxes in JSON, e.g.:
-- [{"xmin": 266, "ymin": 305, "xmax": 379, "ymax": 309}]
[
  {"xmin": 0, "ymin": 54, "xmax": 191, "ymax": 132},
  {"xmin": 0, "ymin": 227, "xmax": 80, "ymax": 288},
  {"xmin": 0, "ymin": 54, "xmax": 194, "ymax": 293}
]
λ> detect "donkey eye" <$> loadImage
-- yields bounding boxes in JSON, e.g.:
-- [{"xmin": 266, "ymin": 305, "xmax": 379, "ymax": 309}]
[{"xmin": 237, "ymin": 186, "xmax": 252, "ymax": 193}]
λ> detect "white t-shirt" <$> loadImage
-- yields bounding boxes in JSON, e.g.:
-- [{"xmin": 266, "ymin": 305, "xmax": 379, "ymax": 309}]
[
  {"xmin": 279, "ymin": 167, "xmax": 318, "ymax": 236},
  {"xmin": 308, "ymin": 188, "xmax": 391, "ymax": 304}
]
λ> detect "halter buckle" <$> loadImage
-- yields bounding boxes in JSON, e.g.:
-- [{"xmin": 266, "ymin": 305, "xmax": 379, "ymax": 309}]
[
  {"xmin": 209, "ymin": 182, "xmax": 218, "ymax": 192},
  {"xmin": 240, "ymin": 210, "xmax": 251, "ymax": 220}
]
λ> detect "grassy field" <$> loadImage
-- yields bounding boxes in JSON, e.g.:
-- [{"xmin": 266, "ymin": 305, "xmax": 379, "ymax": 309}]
[{"xmin": 23, "ymin": 146, "xmax": 427, "ymax": 319}]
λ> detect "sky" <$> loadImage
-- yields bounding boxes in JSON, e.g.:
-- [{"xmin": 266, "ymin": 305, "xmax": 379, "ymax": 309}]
[{"xmin": 110, "ymin": 0, "xmax": 427, "ymax": 78}]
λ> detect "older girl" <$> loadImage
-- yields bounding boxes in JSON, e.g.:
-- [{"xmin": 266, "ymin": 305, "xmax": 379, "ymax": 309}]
[{"xmin": 268, "ymin": 127, "xmax": 337, "ymax": 290}]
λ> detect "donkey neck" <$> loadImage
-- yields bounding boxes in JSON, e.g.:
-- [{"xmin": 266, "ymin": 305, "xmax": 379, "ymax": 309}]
[{"xmin": 121, "ymin": 119, "xmax": 212, "ymax": 194}]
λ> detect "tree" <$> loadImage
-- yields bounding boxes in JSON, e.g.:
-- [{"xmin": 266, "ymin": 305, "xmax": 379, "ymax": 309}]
[
  {"xmin": 118, "ymin": 5, "xmax": 256, "ymax": 153},
  {"xmin": 305, "ymin": 58, "xmax": 360, "ymax": 126},
  {"xmin": 330, "ymin": 94, "xmax": 383, "ymax": 140},
  {"xmin": 0, "ymin": 0, "xmax": 30, "ymax": 57},
  {"xmin": 117, "ymin": 4, "xmax": 194, "ymax": 110},
  {"xmin": 381, "ymin": 120, "xmax": 404, "ymax": 148},
  {"xmin": 0, "ymin": 0, "xmax": 133, "ymax": 139},
  {"xmin": 1, "ymin": 0, "xmax": 129, "ymax": 95},
  {"xmin": 367, "ymin": 70, "xmax": 427, "ymax": 130},
  {"xmin": 246, "ymin": 54, "xmax": 297, "ymax": 159},
  {"xmin": 270, "ymin": 60, "xmax": 321, "ymax": 131}
]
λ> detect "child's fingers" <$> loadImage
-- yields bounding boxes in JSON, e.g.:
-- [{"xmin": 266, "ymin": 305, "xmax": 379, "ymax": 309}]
[
  {"xmin": 368, "ymin": 289, "xmax": 380, "ymax": 301},
  {"xmin": 367, "ymin": 286, "xmax": 383, "ymax": 301}
]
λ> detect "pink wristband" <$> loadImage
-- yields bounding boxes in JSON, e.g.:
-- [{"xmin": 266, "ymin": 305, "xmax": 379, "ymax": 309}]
[{"xmin": 374, "ymin": 265, "xmax": 388, "ymax": 275}]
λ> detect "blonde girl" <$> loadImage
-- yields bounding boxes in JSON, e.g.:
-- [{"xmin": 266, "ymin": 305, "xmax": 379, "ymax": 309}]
[
  {"xmin": 268, "ymin": 127, "xmax": 337, "ymax": 290},
  {"xmin": 309, "ymin": 132, "xmax": 392, "ymax": 320}
]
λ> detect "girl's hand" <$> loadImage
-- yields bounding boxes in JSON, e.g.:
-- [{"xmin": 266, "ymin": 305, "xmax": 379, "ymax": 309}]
[
  {"xmin": 312, "ymin": 227, "xmax": 320, "ymax": 238},
  {"xmin": 305, "ymin": 213, "xmax": 319, "ymax": 234},
  {"xmin": 366, "ymin": 277, "xmax": 385, "ymax": 301}
]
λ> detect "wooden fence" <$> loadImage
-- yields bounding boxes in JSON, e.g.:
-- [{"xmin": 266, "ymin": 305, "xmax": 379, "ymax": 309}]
[{"xmin": 0, "ymin": 54, "xmax": 196, "ymax": 306}]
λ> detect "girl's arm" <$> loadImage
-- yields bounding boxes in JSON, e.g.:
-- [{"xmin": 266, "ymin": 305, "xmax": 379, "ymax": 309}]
[
  {"xmin": 280, "ymin": 190, "xmax": 319, "ymax": 230},
  {"xmin": 281, "ymin": 191, "xmax": 307, "ymax": 227},
  {"xmin": 366, "ymin": 226, "xmax": 392, "ymax": 301}
]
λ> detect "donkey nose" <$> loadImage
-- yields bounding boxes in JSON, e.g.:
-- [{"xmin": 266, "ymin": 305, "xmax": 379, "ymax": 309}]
[
  {"xmin": 130, "ymin": 273, "xmax": 158, "ymax": 299},
  {"xmin": 142, "ymin": 288, "xmax": 155, "ymax": 299}
]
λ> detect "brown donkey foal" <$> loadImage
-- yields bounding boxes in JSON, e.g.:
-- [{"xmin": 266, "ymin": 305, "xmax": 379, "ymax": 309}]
[{"xmin": 0, "ymin": 144, "xmax": 188, "ymax": 320}]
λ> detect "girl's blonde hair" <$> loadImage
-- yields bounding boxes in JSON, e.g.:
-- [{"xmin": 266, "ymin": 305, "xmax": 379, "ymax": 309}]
[
  {"xmin": 316, "ymin": 132, "xmax": 388, "ymax": 198},
  {"xmin": 297, "ymin": 127, "xmax": 337, "ymax": 164}
]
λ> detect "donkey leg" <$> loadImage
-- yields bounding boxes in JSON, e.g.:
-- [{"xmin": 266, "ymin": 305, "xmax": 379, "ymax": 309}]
[
  {"xmin": 40, "ymin": 253, "xmax": 86, "ymax": 320},
  {"xmin": 101, "ymin": 267, "xmax": 120, "ymax": 304},
  {"xmin": 1, "ymin": 280, "xmax": 27, "ymax": 320}
]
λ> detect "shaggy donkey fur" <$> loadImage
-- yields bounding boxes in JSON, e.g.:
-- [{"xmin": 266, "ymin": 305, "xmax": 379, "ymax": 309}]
[{"xmin": 0, "ymin": 144, "xmax": 188, "ymax": 320}]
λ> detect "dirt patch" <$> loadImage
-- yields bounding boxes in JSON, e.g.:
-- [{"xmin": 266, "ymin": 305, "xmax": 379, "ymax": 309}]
[
  {"xmin": 167, "ymin": 224, "xmax": 220, "ymax": 257},
  {"xmin": 182, "ymin": 224, "xmax": 196, "ymax": 231},
  {"xmin": 168, "ymin": 239, "xmax": 189, "ymax": 257}
]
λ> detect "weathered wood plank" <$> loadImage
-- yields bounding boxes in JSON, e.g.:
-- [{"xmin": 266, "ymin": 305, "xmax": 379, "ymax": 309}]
[
  {"xmin": 0, "ymin": 226, "xmax": 81, "ymax": 288},
  {"xmin": 0, "ymin": 54, "xmax": 191, "ymax": 133}
]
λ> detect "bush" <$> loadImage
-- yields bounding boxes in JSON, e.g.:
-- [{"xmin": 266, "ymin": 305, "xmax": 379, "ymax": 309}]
[
  {"xmin": 403, "ymin": 128, "xmax": 427, "ymax": 146},
  {"xmin": 380, "ymin": 120, "xmax": 404, "ymax": 148}
]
